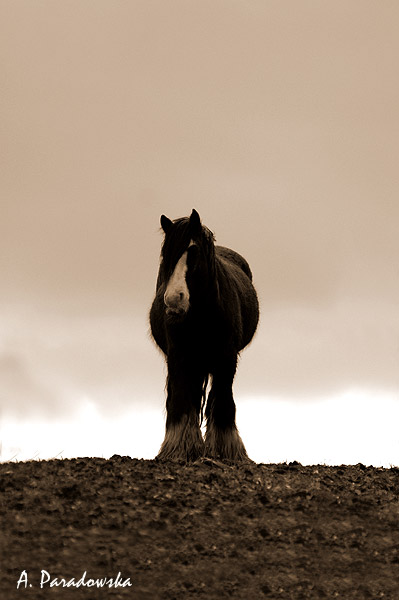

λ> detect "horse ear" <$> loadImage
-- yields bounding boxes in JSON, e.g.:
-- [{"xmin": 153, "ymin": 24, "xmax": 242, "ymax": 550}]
[
  {"xmin": 160, "ymin": 214, "xmax": 173, "ymax": 234},
  {"xmin": 189, "ymin": 209, "xmax": 201, "ymax": 235}
]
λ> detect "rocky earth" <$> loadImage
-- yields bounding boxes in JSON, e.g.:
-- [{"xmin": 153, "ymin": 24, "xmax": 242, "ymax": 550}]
[{"xmin": 1, "ymin": 456, "xmax": 399, "ymax": 599}]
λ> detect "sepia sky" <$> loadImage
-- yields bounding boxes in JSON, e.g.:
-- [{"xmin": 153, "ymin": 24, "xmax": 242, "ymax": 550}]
[{"xmin": 1, "ymin": 1, "xmax": 398, "ymax": 464}]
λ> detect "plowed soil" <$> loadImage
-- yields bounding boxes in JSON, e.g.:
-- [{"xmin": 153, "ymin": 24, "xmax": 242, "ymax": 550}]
[{"xmin": 1, "ymin": 456, "xmax": 399, "ymax": 599}]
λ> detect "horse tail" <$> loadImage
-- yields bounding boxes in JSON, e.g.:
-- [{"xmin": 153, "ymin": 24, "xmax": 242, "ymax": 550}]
[{"xmin": 200, "ymin": 374, "xmax": 209, "ymax": 426}]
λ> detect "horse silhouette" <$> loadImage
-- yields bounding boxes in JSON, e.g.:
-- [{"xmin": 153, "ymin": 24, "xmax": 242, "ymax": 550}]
[{"xmin": 150, "ymin": 209, "xmax": 259, "ymax": 461}]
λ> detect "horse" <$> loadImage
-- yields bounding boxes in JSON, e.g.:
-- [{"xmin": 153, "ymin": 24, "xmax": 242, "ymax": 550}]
[{"xmin": 150, "ymin": 209, "xmax": 259, "ymax": 461}]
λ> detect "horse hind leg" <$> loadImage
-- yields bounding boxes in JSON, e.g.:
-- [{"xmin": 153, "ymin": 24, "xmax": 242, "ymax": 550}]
[{"xmin": 204, "ymin": 364, "xmax": 249, "ymax": 462}]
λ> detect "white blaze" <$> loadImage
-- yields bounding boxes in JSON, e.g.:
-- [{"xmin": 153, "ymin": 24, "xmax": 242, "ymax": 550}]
[{"xmin": 164, "ymin": 241, "xmax": 194, "ymax": 313}]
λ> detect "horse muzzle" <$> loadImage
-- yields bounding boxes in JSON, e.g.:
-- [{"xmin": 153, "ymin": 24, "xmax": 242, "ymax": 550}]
[{"xmin": 164, "ymin": 291, "xmax": 190, "ymax": 319}]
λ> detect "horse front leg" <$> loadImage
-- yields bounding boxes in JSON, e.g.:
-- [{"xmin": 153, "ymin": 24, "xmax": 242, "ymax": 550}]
[
  {"xmin": 157, "ymin": 356, "xmax": 205, "ymax": 461},
  {"xmin": 204, "ymin": 355, "xmax": 249, "ymax": 461}
]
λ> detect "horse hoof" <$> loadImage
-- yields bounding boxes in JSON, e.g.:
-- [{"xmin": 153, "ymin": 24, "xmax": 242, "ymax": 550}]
[{"xmin": 204, "ymin": 424, "xmax": 250, "ymax": 462}]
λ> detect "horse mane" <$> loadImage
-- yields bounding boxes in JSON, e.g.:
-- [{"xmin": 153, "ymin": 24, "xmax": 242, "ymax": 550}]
[{"xmin": 160, "ymin": 216, "xmax": 216, "ymax": 425}]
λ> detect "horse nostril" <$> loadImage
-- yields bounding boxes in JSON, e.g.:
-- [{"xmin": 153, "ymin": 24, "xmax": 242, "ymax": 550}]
[{"xmin": 164, "ymin": 291, "xmax": 185, "ymax": 309}]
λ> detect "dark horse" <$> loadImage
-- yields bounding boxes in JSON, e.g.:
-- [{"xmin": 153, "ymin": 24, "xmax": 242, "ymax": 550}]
[{"xmin": 150, "ymin": 209, "xmax": 259, "ymax": 461}]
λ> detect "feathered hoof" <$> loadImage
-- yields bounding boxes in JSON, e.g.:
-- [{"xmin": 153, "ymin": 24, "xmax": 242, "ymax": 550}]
[
  {"xmin": 156, "ymin": 443, "xmax": 204, "ymax": 462},
  {"xmin": 204, "ymin": 423, "xmax": 250, "ymax": 462},
  {"xmin": 156, "ymin": 413, "xmax": 204, "ymax": 462}
]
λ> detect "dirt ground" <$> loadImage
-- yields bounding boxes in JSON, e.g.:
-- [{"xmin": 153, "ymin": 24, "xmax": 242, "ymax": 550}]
[{"xmin": 1, "ymin": 455, "xmax": 399, "ymax": 599}]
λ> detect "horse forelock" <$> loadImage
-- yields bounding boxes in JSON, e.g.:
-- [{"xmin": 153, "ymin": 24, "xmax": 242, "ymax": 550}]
[{"xmin": 161, "ymin": 216, "xmax": 215, "ymax": 276}]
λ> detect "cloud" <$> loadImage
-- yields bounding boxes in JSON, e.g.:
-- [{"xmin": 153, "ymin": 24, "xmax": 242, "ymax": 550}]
[
  {"xmin": 0, "ymin": 307, "xmax": 165, "ymax": 420},
  {"xmin": 236, "ymin": 299, "xmax": 399, "ymax": 399},
  {"xmin": 0, "ymin": 353, "xmax": 57, "ymax": 418},
  {"xmin": 0, "ymin": 0, "xmax": 398, "ymax": 427}
]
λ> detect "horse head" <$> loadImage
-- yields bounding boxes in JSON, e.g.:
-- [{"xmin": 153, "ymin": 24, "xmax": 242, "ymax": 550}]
[{"xmin": 159, "ymin": 209, "xmax": 214, "ymax": 319}]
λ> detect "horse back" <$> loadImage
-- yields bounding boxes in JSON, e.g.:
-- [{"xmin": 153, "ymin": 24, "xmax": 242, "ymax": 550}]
[
  {"xmin": 215, "ymin": 246, "xmax": 259, "ymax": 351},
  {"xmin": 215, "ymin": 246, "xmax": 253, "ymax": 281}
]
